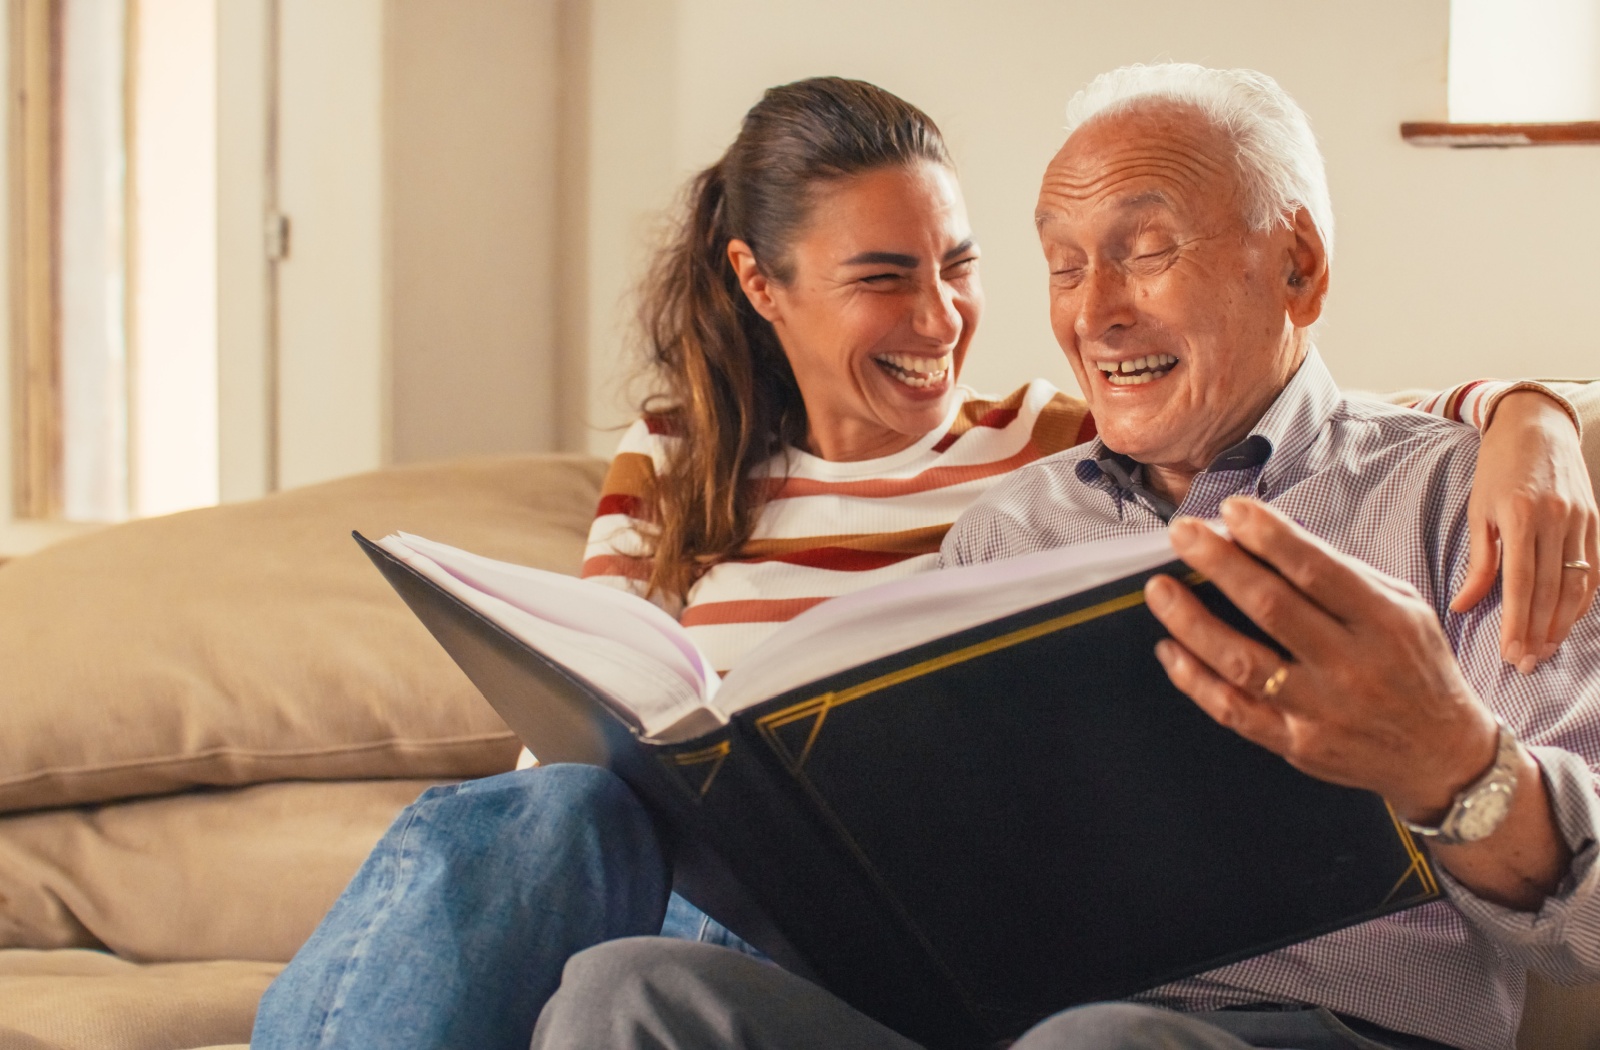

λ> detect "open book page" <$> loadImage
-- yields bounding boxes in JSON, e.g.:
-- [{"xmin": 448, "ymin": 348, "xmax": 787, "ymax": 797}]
[
  {"xmin": 377, "ymin": 534, "xmax": 721, "ymax": 738},
  {"xmin": 713, "ymin": 530, "xmax": 1181, "ymax": 717}
]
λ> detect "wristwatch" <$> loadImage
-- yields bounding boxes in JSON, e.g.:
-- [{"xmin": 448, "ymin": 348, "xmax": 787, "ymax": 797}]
[{"xmin": 1403, "ymin": 718, "xmax": 1523, "ymax": 846}]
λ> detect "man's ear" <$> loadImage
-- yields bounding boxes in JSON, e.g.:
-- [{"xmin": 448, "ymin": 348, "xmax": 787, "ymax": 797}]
[
  {"xmin": 727, "ymin": 239, "xmax": 781, "ymax": 324},
  {"xmin": 1283, "ymin": 207, "xmax": 1329, "ymax": 329}
]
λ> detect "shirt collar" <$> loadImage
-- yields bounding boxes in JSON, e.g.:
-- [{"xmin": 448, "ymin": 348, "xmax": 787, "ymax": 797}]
[{"xmin": 1076, "ymin": 347, "xmax": 1341, "ymax": 519}]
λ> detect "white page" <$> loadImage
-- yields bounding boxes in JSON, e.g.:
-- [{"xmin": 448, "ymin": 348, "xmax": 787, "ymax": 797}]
[
  {"xmin": 714, "ymin": 530, "xmax": 1182, "ymax": 715},
  {"xmin": 388, "ymin": 533, "xmax": 719, "ymax": 698},
  {"xmin": 376, "ymin": 536, "xmax": 718, "ymax": 737}
]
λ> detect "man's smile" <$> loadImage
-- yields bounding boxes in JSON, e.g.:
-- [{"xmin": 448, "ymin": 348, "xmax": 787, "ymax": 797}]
[{"xmin": 1094, "ymin": 353, "xmax": 1179, "ymax": 386}]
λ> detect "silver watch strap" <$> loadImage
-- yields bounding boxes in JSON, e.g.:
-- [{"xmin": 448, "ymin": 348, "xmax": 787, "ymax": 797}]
[{"xmin": 1402, "ymin": 717, "xmax": 1521, "ymax": 846}]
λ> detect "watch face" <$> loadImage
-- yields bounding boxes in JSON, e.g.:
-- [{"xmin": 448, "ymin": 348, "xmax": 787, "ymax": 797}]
[{"xmin": 1455, "ymin": 783, "xmax": 1514, "ymax": 842}]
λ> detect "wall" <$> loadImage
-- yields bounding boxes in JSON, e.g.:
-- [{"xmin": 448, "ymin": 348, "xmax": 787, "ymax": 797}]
[
  {"xmin": 219, "ymin": 0, "xmax": 564, "ymax": 494},
  {"xmin": 575, "ymin": 0, "xmax": 1600, "ymax": 456},
  {"xmin": 273, "ymin": 0, "xmax": 386, "ymax": 490},
  {"xmin": 386, "ymin": 0, "xmax": 562, "ymax": 463}
]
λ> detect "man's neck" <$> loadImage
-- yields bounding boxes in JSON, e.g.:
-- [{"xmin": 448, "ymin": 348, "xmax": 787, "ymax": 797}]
[{"xmin": 1142, "ymin": 463, "xmax": 1198, "ymax": 509}]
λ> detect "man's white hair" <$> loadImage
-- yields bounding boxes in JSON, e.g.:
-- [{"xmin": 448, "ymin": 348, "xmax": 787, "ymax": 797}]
[{"xmin": 1064, "ymin": 63, "xmax": 1334, "ymax": 259}]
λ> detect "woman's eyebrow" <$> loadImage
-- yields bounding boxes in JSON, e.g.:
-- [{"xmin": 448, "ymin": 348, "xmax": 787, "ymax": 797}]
[
  {"xmin": 840, "ymin": 239, "xmax": 975, "ymax": 268},
  {"xmin": 840, "ymin": 250, "xmax": 918, "ymax": 267}
]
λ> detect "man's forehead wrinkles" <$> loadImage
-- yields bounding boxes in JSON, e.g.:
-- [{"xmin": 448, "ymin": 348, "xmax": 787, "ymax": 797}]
[{"xmin": 1040, "ymin": 157, "xmax": 1217, "ymax": 210}]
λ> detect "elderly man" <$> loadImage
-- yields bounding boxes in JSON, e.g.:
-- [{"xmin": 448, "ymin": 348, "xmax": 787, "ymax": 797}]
[{"xmin": 530, "ymin": 65, "xmax": 1600, "ymax": 1050}]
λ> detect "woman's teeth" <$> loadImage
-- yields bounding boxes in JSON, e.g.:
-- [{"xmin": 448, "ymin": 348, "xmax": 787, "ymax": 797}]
[
  {"xmin": 1097, "ymin": 353, "xmax": 1178, "ymax": 386},
  {"xmin": 875, "ymin": 353, "xmax": 951, "ymax": 389}
]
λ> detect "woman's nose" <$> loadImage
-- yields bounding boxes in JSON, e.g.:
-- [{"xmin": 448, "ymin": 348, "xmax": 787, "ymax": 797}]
[{"xmin": 913, "ymin": 280, "xmax": 962, "ymax": 345}]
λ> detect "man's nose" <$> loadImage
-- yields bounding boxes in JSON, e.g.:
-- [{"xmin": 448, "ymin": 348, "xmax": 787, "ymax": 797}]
[
  {"xmin": 912, "ymin": 278, "xmax": 963, "ymax": 345},
  {"xmin": 1074, "ymin": 265, "xmax": 1135, "ymax": 342}
]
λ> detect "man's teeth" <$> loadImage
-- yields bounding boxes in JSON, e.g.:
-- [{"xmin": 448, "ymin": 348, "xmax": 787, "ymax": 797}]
[
  {"xmin": 1096, "ymin": 353, "xmax": 1178, "ymax": 386},
  {"xmin": 876, "ymin": 353, "xmax": 951, "ymax": 389}
]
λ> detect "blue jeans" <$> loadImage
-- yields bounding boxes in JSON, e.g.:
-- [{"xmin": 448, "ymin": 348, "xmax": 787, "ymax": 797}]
[{"xmin": 251, "ymin": 764, "xmax": 757, "ymax": 1050}]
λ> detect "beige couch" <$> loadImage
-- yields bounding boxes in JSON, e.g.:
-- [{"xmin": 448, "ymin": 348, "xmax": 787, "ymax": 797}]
[{"xmin": 0, "ymin": 384, "xmax": 1596, "ymax": 1050}]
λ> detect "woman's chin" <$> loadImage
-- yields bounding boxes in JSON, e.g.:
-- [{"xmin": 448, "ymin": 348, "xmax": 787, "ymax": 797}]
[{"xmin": 879, "ymin": 387, "xmax": 957, "ymax": 440}]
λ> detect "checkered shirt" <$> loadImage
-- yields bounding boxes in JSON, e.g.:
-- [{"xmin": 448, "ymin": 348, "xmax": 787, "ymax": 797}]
[{"xmin": 941, "ymin": 350, "xmax": 1600, "ymax": 1050}]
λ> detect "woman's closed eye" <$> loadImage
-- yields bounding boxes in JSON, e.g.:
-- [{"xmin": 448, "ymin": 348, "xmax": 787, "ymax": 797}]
[{"xmin": 942, "ymin": 256, "xmax": 978, "ymax": 280}]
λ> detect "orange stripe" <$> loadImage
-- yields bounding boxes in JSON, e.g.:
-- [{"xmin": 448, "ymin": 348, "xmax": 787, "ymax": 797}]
[
  {"xmin": 679, "ymin": 596, "xmax": 830, "ymax": 628},
  {"xmin": 741, "ymin": 524, "xmax": 948, "ymax": 559},
  {"xmin": 599, "ymin": 451, "xmax": 655, "ymax": 499},
  {"xmin": 1030, "ymin": 393, "xmax": 1092, "ymax": 454},
  {"xmin": 580, "ymin": 554, "xmax": 652, "ymax": 581}
]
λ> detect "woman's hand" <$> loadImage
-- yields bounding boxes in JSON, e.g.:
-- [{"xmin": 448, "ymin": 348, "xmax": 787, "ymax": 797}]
[{"xmin": 1451, "ymin": 390, "xmax": 1598, "ymax": 673}]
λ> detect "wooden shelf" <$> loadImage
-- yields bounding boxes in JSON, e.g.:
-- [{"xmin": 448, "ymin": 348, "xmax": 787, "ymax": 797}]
[{"xmin": 1401, "ymin": 121, "xmax": 1600, "ymax": 147}]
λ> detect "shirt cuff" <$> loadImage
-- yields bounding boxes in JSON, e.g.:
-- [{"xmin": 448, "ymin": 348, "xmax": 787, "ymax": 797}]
[
  {"xmin": 1483, "ymin": 381, "xmax": 1584, "ymax": 436},
  {"xmin": 1438, "ymin": 746, "xmax": 1600, "ymax": 981}
]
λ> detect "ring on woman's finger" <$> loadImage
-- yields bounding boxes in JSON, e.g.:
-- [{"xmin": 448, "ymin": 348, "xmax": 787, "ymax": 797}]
[
  {"xmin": 1563, "ymin": 559, "xmax": 1593, "ymax": 572},
  {"xmin": 1262, "ymin": 664, "xmax": 1289, "ymax": 699}
]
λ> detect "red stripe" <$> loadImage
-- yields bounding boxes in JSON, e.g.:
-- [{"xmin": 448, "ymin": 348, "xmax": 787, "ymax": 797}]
[
  {"xmin": 1075, "ymin": 413, "xmax": 1098, "ymax": 444},
  {"xmin": 931, "ymin": 405, "xmax": 1021, "ymax": 454},
  {"xmin": 595, "ymin": 493, "xmax": 643, "ymax": 518},
  {"xmin": 973, "ymin": 405, "xmax": 1020, "ymax": 431},
  {"xmin": 1451, "ymin": 381, "xmax": 1484, "ymax": 425},
  {"xmin": 769, "ymin": 445, "xmax": 1042, "ymax": 500},
  {"xmin": 643, "ymin": 414, "xmax": 681, "ymax": 436},
  {"xmin": 761, "ymin": 546, "xmax": 923, "ymax": 572},
  {"xmin": 680, "ymin": 596, "xmax": 829, "ymax": 628}
]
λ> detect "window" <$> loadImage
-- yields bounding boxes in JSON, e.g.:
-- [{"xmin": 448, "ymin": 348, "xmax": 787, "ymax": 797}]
[
  {"xmin": 8, "ymin": 0, "xmax": 217, "ymax": 523},
  {"xmin": 1451, "ymin": 0, "xmax": 1600, "ymax": 122}
]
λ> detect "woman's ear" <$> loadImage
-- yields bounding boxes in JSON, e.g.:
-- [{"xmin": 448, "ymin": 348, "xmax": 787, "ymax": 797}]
[
  {"xmin": 1283, "ymin": 207, "xmax": 1329, "ymax": 329},
  {"xmin": 727, "ymin": 239, "xmax": 782, "ymax": 323}
]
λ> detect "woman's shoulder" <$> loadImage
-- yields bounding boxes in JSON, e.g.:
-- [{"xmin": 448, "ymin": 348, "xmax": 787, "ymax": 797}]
[{"xmin": 946, "ymin": 379, "xmax": 1093, "ymax": 454}]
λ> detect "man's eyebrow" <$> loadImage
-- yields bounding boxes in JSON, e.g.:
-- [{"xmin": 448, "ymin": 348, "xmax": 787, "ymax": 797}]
[
  {"xmin": 1119, "ymin": 190, "xmax": 1170, "ymax": 210},
  {"xmin": 840, "ymin": 240, "xmax": 975, "ymax": 268}
]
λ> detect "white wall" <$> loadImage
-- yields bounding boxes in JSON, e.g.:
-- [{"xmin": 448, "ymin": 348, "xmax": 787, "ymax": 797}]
[
  {"xmin": 575, "ymin": 0, "xmax": 1600, "ymax": 455},
  {"xmin": 274, "ymin": 0, "xmax": 387, "ymax": 490},
  {"xmin": 241, "ymin": 0, "xmax": 565, "ymax": 489},
  {"xmin": 386, "ymin": 0, "xmax": 562, "ymax": 463},
  {"xmin": 216, "ymin": 0, "xmax": 272, "ymax": 503}
]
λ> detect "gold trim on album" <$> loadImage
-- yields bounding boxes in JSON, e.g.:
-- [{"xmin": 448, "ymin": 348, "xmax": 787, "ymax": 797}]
[
  {"xmin": 1382, "ymin": 803, "xmax": 1441, "ymax": 903},
  {"xmin": 663, "ymin": 739, "xmax": 732, "ymax": 797},
  {"xmin": 756, "ymin": 573, "xmax": 1202, "ymax": 772}
]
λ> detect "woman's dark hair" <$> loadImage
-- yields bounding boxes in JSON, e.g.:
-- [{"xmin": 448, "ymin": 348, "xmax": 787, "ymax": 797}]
[{"xmin": 635, "ymin": 76, "xmax": 951, "ymax": 600}]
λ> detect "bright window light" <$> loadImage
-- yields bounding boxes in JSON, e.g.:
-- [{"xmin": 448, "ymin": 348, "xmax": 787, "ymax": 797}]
[
  {"xmin": 1450, "ymin": 0, "xmax": 1600, "ymax": 122},
  {"xmin": 130, "ymin": 0, "xmax": 219, "ymax": 517}
]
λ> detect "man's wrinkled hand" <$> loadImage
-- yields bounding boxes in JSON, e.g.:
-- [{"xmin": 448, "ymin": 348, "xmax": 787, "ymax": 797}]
[{"xmin": 1144, "ymin": 497, "xmax": 1498, "ymax": 825}]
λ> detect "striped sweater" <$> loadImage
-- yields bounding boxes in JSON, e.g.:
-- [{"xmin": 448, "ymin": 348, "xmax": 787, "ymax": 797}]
[{"xmin": 581, "ymin": 378, "xmax": 1539, "ymax": 674}]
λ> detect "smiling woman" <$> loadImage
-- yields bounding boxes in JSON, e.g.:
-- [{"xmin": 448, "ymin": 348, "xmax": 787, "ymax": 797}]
[{"xmin": 726, "ymin": 162, "xmax": 980, "ymax": 462}]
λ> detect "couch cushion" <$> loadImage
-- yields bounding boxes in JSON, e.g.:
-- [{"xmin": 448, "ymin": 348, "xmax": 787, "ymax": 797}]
[
  {"xmin": 0, "ymin": 778, "xmax": 440, "ymax": 962},
  {"xmin": 0, "ymin": 454, "xmax": 606, "ymax": 813},
  {"xmin": 0, "ymin": 950, "xmax": 278, "ymax": 1050}
]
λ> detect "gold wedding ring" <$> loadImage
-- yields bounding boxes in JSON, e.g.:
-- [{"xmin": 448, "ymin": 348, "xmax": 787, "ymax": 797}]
[
  {"xmin": 1262, "ymin": 665, "xmax": 1289, "ymax": 699},
  {"xmin": 1565, "ymin": 560, "xmax": 1594, "ymax": 572}
]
